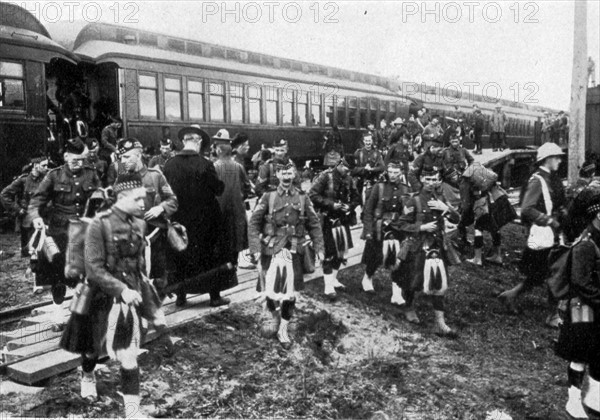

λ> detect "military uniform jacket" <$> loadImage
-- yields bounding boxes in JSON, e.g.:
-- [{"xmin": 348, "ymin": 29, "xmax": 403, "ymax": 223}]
[
  {"xmin": 398, "ymin": 188, "xmax": 461, "ymax": 252},
  {"xmin": 351, "ymin": 147, "xmax": 384, "ymax": 181},
  {"xmin": 27, "ymin": 165, "xmax": 100, "ymax": 231},
  {"xmin": 422, "ymin": 124, "xmax": 443, "ymax": 142},
  {"xmin": 1, "ymin": 172, "xmax": 44, "ymax": 225},
  {"xmin": 100, "ymin": 125, "xmax": 119, "ymax": 153},
  {"xmin": 255, "ymin": 157, "xmax": 300, "ymax": 196},
  {"xmin": 248, "ymin": 185, "xmax": 324, "ymax": 256},
  {"xmin": 85, "ymin": 207, "xmax": 147, "ymax": 298},
  {"xmin": 308, "ymin": 168, "xmax": 360, "ymax": 226},
  {"xmin": 148, "ymin": 153, "xmax": 174, "ymax": 172},
  {"xmin": 362, "ymin": 179, "xmax": 411, "ymax": 240},
  {"xmin": 137, "ymin": 166, "xmax": 178, "ymax": 218},
  {"xmin": 441, "ymin": 146, "xmax": 474, "ymax": 173}
]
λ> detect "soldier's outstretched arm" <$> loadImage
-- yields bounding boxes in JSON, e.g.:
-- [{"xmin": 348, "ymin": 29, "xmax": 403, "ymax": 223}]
[{"xmin": 84, "ymin": 217, "xmax": 127, "ymax": 298}]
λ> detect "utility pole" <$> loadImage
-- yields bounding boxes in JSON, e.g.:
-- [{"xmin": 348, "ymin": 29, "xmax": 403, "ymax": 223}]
[{"xmin": 568, "ymin": 0, "xmax": 588, "ymax": 183}]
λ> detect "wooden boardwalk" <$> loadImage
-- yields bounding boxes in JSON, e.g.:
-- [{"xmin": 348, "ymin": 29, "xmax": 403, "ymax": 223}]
[{"xmin": 0, "ymin": 147, "xmax": 528, "ymax": 385}]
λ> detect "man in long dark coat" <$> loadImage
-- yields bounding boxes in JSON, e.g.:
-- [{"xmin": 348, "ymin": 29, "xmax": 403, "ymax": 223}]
[
  {"xmin": 213, "ymin": 136, "xmax": 252, "ymax": 266},
  {"xmin": 163, "ymin": 127, "xmax": 236, "ymax": 307}
]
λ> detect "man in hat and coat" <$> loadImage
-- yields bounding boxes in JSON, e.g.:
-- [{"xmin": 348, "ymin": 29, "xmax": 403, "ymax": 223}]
[
  {"xmin": 62, "ymin": 172, "xmax": 165, "ymax": 416},
  {"xmin": 249, "ymin": 161, "xmax": 324, "ymax": 349},
  {"xmin": 28, "ymin": 140, "xmax": 101, "ymax": 325},
  {"xmin": 163, "ymin": 126, "xmax": 235, "ymax": 307},
  {"xmin": 231, "ymin": 132, "xmax": 251, "ymax": 171},
  {"xmin": 1, "ymin": 156, "xmax": 49, "ymax": 259},
  {"xmin": 113, "ymin": 138, "xmax": 178, "ymax": 294},
  {"xmin": 490, "ymin": 106, "xmax": 508, "ymax": 151},
  {"xmin": 309, "ymin": 156, "xmax": 360, "ymax": 299}
]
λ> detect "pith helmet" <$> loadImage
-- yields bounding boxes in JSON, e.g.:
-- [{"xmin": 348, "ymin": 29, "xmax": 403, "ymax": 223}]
[{"xmin": 536, "ymin": 142, "xmax": 565, "ymax": 163}]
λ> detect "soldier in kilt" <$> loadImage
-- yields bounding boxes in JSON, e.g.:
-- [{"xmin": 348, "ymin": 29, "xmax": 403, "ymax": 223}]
[
  {"xmin": 60, "ymin": 173, "xmax": 165, "ymax": 416},
  {"xmin": 309, "ymin": 156, "xmax": 360, "ymax": 300},
  {"xmin": 249, "ymin": 162, "xmax": 324, "ymax": 350},
  {"xmin": 555, "ymin": 187, "xmax": 600, "ymax": 419}
]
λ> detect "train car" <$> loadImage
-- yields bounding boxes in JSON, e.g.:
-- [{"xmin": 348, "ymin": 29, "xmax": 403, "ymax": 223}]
[
  {"xmin": 0, "ymin": 3, "xmax": 79, "ymax": 185},
  {"xmin": 71, "ymin": 22, "xmax": 421, "ymax": 166},
  {"xmin": 408, "ymin": 86, "xmax": 545, "ymax": 149}
]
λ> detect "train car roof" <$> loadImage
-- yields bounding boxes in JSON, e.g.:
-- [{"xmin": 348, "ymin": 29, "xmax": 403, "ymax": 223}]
[
  {"xmin": 72, "ymin": 22, "xmax": 421, "ymax": 104},
  {"xmin": 0, "ymin": 3, "xmax": 78, "ymax": 64},
  {"xmin": 75, "ymin": 39, "xmax": 418, "ymax": 104}
]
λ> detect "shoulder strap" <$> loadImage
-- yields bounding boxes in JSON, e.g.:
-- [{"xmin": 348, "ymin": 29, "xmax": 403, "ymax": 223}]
[
  {"xmin": 533, "ymin": 174, "xmax": 553, "ymax": 215},
  {"xmin": 299, "ymin": 193, "xmax": 306, "ymax": 218},
  {"xmin": 268, "ymin": 191, "xmax": 277, "ymax": 217}
]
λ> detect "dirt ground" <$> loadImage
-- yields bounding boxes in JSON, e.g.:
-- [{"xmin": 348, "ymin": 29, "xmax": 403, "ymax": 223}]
[{"xmin": 0, "ymin": 224, "xmax": 574, "ymax": 419}]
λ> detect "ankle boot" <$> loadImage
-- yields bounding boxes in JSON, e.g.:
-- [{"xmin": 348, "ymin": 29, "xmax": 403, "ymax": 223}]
[
  {"xmin": 391, "ymin": 282, "xmax": 406, "ymax": 306},
  {"xmin": 80, "ymin": 369, "xmax": 97, "ymax": 399},
  {"xmin": 433, "ymin": 310, "xmax": 457, "ymax": 338},
  {"xmin": 277, "ymin": 319, "xmax": 292, "ymax": 350},
  {"xmin": 361, "ymin": 273, "xmax": 375, "ymax": 293},
  {"xmin": 403, "ymin": 306, "xmax": 420, "ymax": 324},
  {"xmin": 260, "ymin": 310, "xmax": 281, "ymax": 338},
  {"xmin": 485, "ymin": 246, "xmax": 503, "ymax": 265},
  {"xmin": 583, "ymin": 377, "xmax": 600, "ymax": 416},
  {"xmin": 50, "ymin": 302, "xmax": 66, "ymax": 332},
  {"xmin": 332, "ymin": 269, "xmax": 345, "ymax": 289},
  {"xmin": 323, "ymin": 273, "xmax": 336, "ymax": 298},
  {"xmin": 467, "ymin": 247, "xmax": 483, "ymax": 266}
]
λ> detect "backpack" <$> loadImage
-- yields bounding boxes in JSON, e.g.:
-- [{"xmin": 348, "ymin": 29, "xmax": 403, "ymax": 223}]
[
  {"xmin": 546, "ymin": 230, "xmax": 600, "ymax": 299},
  {"xmin": 462, "ymin": 163, "xmax": 498, "ymax": 192}
]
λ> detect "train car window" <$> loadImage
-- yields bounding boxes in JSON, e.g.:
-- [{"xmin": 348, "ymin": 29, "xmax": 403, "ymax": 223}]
[
  {"xmin": 230, "ymin": 83, "xmax": 244, "ymax": 123},
  {"xmin": 188, "ymin": 79, "xmax": 204, "ymax": 121},
  {"xmin": 311, "ymin": 93, "xmax": 321, "ymax": 126},
  {"xmin": 348, "ymin": 97, "xmax": 357, "ymax": 128},
  {"xmin": 297, "ymin": 91, "xmax": 308, "ymax": 127},
  {"xmin": 336, "ymin": 97, "xmax": 346, "ymax": 128},
  {"xmin": 325, "ymin": 96, "xmax": 334, "ymax": 126},
  {"xmin": 282, "ymin": 100, "xmax": 293, "ymax": 125},
  {"xmin": 387, "ymin": 101, "xmax": 396, "ymax": 123},
  {"xmin": 266, "ymin": 86, "xmax": 278, "ymax": 125},
  {"xmin": 208, "ymin": 82, "xmax": 225, "ymax": 122},
  {"xmin": 248, "ymin": 84, "xmax": 261, "ymax": 124},
  {"xmin": 0, "ymin": 61, "xmax": 25, "ymax": 109},
  {"xmin": 369, "ymin": 99, "xmax": 378, "ymax": 125},
  {"xmin": 139, "ymin": 74, "xmax": 158, "ymax": 119},
  {"xmin": 165, "ymin": 77, "xmax": 182, "ymax": 120},
  {"xmin": 359, "ymin": 97, "xmax": 368, "ymax": 128}
]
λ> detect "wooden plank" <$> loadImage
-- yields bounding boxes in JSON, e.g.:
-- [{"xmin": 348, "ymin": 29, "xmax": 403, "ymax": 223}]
[
  {"xmin": 0, "ymin": 324, "xmax": 56, "ymax": 348},
  {"xmin": 7, "ymin": 349, "xmax": 82, "ymax": 385},
  {"xmin": 3, "ymin": 337, "xmax": 60, "ymax": 362},
  {"xmin": 5, "ymin": 330, "xmax": 62, "ymax": 351}
]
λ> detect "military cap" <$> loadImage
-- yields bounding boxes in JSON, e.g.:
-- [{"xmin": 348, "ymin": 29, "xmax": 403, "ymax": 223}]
[
  {"xmin": 273, "ymin": 158, "xmax": 294, "ymax": 171},
  {"xmin": 419, "ymin": 165, "xmax": 440, "ymax": 178},
  {"xmin": 178, "ymin": 126, "xmax": 210, "ymax": 144},
  {"xmin": 386, "ymin": 160, "xmax": 404, "ymax": 169},
  {"xmin": 362, "ymin": 130, "xmax": 373, "ymax": 138},
  {"xmin": 65, "ymin": 137, "xmax": 86, "ymax": 155},
  {"xmin": 114, "ymin": 172, "xmax": 144, "ymax": 194},
  {"xmin": 117, "ymin": 138, "xmax": 143, "ymax": 155},
  {"xmin": 109, "ymin": 115, "xmax": 123, "ymax": 124},
  {"xmin": 212, "ymin": 128, "xmax": 231, "ymax": 142},
  {"xmin": 160, "ymin": 138, "xmax": 173, "ymax": 148},
  {"xmin": 231, "ymin": 132, "xmax": 249, "ymax": 149},
  {"xmin": 273, "ymin": 139, "xmax": 288, "ymax": 148},
  {"xmin": 86, "ymin": 138, "xmax": 100, "ymax": 150},
  {"xmin": 580, "ymin": 162, "xmax": 596, "ymax": 178},
  {"xmin": 30, "ymin": 155, "xmax": 47, "ymax": 164},
  {"xmin": 392, "ymin": 117, "xmax": 405, "ymax": 125}
]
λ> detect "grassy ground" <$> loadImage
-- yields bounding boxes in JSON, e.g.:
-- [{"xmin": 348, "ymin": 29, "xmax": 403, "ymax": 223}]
[{"xmin": 1, "ymin": 224, "xmax": 573, "ymax": 419}]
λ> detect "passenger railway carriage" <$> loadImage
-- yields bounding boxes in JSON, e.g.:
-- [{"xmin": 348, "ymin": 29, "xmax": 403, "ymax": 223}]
[{"xmin": 1, "ymin": 4, "xmax": 559, "ymax": 186}]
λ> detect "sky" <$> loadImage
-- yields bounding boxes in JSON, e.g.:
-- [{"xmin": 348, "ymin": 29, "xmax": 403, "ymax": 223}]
[{"xmin": 15, "ymin": 0, "xmax": 600, "ymax": 110}]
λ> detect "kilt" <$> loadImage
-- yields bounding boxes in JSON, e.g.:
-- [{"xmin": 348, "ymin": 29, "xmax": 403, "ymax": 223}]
[
  {"xmin": 519, "ymin": 247, "xmax": 551, "ymax": 281},
  {"xmin": 556, "ymin": 317, "xmax": 600, "ymax": 364}
]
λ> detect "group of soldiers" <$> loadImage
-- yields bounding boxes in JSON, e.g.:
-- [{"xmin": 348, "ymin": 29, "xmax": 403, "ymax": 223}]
[{"xmin": 3, "ymin": 111, "xmax": 599, "ymax": 417}]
